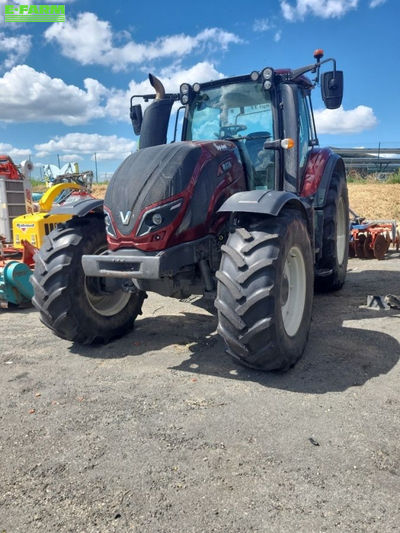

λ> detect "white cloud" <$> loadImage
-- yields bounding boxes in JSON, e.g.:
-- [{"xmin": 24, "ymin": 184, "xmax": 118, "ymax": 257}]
[
  {"xmin": 0, "ymin": 142, "xmax": 31, "ymax": 161},
  {"xmin": 35, "ymin": 133, "xmax": 137, "ymax": 161},
  {"xmin": 314, "ymin": 105, "xmax": 377, "ymax": 134},
  {"xmin": 0, "ymin": 65, "xmax": 107, "ymax": 125},
  {"xmin": 281, "ymin": 0, "xmax": 358, "ymax": 20},
  {"xmin": 0, "ymin": 33, "xmax": 32, "ymax": 70},
  {"xmin": 105, "ymin": 61, "xmax": 225, "ymax": 122},
  {"xmin": 252, "ymin": 17, "xmax": 282, "ymax": 42},
  {"xmin": 60, "ymin": 154, "xmax": 83, "ymax": 162},
  {"xmin": 369, "ymin": 0, "xmax": 386, "ymax": 7},
  {"xmin": 0, "ymin": 62, "xmax": 225, "ymax": 126},
  {"xmin": 44, "ymin": 12, "xmax": 242, "ymax": 71},
  {"xmin": 253, "ymin": 18, "xmax": 272, "ymax": 32},
  {"xmin": 159, "ymin": 61, "xmax": 224, "ymax": 85}
]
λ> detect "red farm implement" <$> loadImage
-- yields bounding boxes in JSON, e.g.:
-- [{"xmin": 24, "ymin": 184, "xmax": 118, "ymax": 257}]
[{"xmin": 349, "ymin": 219, "xmax": 400, "ymax": 260}]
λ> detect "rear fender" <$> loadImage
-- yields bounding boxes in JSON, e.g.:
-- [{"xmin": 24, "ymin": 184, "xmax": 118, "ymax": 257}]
[
  {"xmin": 49, "ymin": 198, "xmax": 104, "ymax": 217},
  {"xmin": 312, "ymin": 156, "xmax": 346, "ymax": 261},
  {"xmin": 312, "ymin": 154, "xmax": 345, "ymax": 209}
]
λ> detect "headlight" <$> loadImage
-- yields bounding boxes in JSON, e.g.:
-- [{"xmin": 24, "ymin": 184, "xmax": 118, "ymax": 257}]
[
  {"xmin": 180, "ymin": 83, "xmax": 190, "ymax": 95},
  {"xmin": 137, "ymin": 199, "xmax": 183, "ymax": 237},
  {"xmin": 152, "ymin": 213, "xmax": 163, "ymax": 226},
  {"xmin": 180, "ymin": 83, "xmax": 192, "ymax": 105},
  {"xmin": 262, "ymin": 67, "xmax": 274, "ymax": 80}
]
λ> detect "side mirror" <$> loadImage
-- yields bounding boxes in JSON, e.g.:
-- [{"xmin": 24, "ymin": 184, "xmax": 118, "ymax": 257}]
[
  {"xmin": 321, "ymin": 70, "xmax": 343, "ymax": 109},
  {"xmin": 130, "ymin": 104, "xmax": 143, "ymax": 135}
]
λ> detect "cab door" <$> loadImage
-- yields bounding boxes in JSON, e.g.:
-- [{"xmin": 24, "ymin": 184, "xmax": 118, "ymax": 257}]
[
  {"xmin": 281, "ymin": 84, "xmax": 315, "ymax": 194},
  {"xmin": 298, "ymin": 89, "xmax": 318, "ymax": 183}
]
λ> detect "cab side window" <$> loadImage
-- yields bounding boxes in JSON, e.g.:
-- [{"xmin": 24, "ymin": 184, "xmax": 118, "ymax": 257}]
[{"xmin": 298, "ymin": 91, "xmax": 312, "ymax": 171}]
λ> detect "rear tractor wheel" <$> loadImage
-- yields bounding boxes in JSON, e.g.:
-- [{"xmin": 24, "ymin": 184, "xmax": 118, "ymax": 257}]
[
  {"xmin": 316, "ymin": 172, "xmax": 349, "ymax": 291},
  {"xmin": 31, "ymin": 215, "xmax": 146, "ymax": 344},
  {"xmin": 216, "ymin": 209, "xmax": 314, "ymax": 371}
]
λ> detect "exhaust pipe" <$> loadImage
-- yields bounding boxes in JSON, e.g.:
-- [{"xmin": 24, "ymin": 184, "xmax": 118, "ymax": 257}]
[
  {"xmin": 148, "ymin": 74, "xmax": 166, "ymax": 100},
  {"xmin": 139, "ymin": 74, "xmax": 173, "ymax": 149}
]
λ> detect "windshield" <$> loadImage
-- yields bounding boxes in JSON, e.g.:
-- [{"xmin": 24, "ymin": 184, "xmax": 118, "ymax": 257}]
[
  {"xmin": 185, "ymin": 80, "xmax": 275, "ymax": 191},
  {"xmin": 185, "ymin": 81, "xmax": 274, "ymax": 141}
]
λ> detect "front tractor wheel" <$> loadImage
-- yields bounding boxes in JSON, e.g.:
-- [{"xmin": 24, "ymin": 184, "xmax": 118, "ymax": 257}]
[
  {"xmin": 216, "ymin": 209, "xmax": 314, "ymax": 371},
  {"xmin": 31, "ymin": 215, "xmax": 146, "ymax": 344}
]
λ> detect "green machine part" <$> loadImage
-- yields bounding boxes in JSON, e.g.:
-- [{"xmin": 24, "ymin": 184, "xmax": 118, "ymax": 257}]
[{"xmin": 0, "ymin": 261, "xmax": 33, "ymax": 307}]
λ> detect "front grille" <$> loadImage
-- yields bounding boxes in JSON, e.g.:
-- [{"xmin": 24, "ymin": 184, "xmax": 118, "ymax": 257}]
[{"xmin": 98, "ymin": 261, "xmax": 140, "ymax": 272}]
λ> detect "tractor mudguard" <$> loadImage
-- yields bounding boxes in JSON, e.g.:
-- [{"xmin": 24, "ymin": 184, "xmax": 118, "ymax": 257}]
[
  {"xmin": 218, "ymin": 189, "xmax": 311, "ymax": 220},
  {"xmin": 313, "ymin": 153, "xmax": 344, "ymax": 209},
  {"xmin": 50, "ymin": 198, "xmax": 104, "ymax": 217}
]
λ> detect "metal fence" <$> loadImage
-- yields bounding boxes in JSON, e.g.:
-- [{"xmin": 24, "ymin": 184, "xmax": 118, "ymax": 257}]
[{"xmin": 330, "ymin": 147, "xmax": 400, "ymax": 176}]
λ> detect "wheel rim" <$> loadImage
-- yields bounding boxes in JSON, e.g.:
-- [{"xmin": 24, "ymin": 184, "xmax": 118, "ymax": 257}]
[
  {"xmin": 336, "ymin": 196, "xmax": 347, "ymax": 265},
  {"xmin": 84, "ymin": 245, "xmax": 131, "ymax": 317},
  {"xmin": 280, "ymin": 246, "xmax": 306, "ymax": 337}
]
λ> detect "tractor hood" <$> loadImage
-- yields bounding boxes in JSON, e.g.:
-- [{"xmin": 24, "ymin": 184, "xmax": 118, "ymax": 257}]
[
  {"xmin": 103, "ymin": 140, "xmax": 246, "ymax": 252},
  {"xmin": 104, "ymin": 142, "xmax": 201, "ymax": 236}
]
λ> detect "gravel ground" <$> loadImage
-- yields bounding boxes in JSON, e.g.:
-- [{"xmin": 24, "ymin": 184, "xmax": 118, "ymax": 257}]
[{"xmin": 1, "ymin": 255, "xmax": 400, "ymax": 533}]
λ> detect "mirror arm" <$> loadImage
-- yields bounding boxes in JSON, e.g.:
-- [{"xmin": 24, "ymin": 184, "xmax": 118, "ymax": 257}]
[
  {"xmin": 313, "ymin": 57, "xmax": 337, "ymax": 85},
  {"xmin": 130, "ymin": 93, "xmax": 180, "ymax": 105},
  {"xmin": 292, "ymin": 57, "xmax": 337, "ymax": 86}
]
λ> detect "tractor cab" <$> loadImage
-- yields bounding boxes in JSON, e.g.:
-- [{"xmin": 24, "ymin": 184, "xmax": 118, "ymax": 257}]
[
  {"xmin": 131, "ymin": 49, "xmax": 343, "ymax": 198},
  {"xmin": 182, "ymin": 78, "xmax": 275, "ymax": 191}
]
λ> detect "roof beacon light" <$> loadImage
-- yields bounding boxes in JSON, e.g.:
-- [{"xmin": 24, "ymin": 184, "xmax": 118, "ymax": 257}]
[{"xmin": 313, "ymin": 49, "xmax": 324, "ymax": 61}]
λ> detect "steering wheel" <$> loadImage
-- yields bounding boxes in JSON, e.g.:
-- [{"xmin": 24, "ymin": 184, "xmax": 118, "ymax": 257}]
[{"xmin": 220, "ymin": 124, "xmax": 247, "ymax": 138}]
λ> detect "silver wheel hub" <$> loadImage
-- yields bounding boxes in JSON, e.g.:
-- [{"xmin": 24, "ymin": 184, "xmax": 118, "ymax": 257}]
[
  {"xmin": 280, "ymin": 246, "xmax": 306, "ymax": 337},
  {"xmin": 336, "ymin": 196, "xmax": 347, "ymax": 266},
  {"xmin": 84, "ymin": 245, "xmax": 131, "ymax": 317}
]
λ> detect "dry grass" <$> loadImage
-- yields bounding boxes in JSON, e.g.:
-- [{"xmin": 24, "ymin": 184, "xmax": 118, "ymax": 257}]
[
  {"xmin": 92, "ymin": 184, "xmax": 107, "ymax": 199},
  {"xmin": 348, "ymin": 183, "xmax": 400, "ymax": 220}
]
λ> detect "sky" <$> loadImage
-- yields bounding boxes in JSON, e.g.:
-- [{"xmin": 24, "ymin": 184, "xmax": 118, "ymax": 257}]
[{"xmin": 0, "ymin": 0, "xmax": 397, "ymax": 180}]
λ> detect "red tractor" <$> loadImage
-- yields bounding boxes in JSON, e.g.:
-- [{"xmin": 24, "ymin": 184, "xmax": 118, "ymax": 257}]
[{"xmin": 32, "ymin": 50, "xmax": 348, "ymax": 371}]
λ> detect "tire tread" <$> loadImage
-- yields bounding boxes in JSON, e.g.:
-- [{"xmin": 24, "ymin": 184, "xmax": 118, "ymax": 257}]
[
  {"xmin": 31, "ymin": 216, "xmax": 145, "ymax": 344},
  {"xmin": 216, "ymin": 209, "xmax": 313, "ymax": 371}
]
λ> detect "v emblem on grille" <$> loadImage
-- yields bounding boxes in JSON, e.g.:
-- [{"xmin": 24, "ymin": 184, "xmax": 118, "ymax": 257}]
[{"xmin": 120, "ymin": 210, "xmax": 132, "ymax": 225}]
